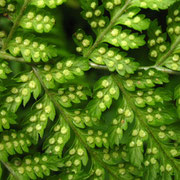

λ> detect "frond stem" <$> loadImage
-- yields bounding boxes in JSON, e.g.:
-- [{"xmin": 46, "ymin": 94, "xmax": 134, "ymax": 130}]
[
  {"xmin": 32, "ymin": 66, "xmax": 124, "ymax": 180},
  {"xmin": 1, "ymin": 161, "xmax": 20, "ymax": 180},
  {"xmin": 83, "ymin": 0, "xmax": 132, "ymax": 57},
  {"xmin": 2, "ymin": 0, "xmax": 31, "ymax": 50},
  {"xmin": 0, "ymin": 51, "xmax": 25, "ymax": 63},
  {"xmin": 1, "ymin": 51, "xmax": 180, "ymax": 75},
  {"xmin": 113, "ymin": 74, "xmax": 180, "ymax": 173},
  {"xmin": 139, "ymin": 65, "xmax": 180, "ymax": 75}
]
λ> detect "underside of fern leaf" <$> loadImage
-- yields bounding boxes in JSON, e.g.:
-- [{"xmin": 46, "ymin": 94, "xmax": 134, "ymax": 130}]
[{"xmin": 0, "ymin": 0, "xmax": 180, "ymax": 180}]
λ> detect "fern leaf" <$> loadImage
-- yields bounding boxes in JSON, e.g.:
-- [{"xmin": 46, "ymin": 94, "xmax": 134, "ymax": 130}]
[
  {"xmin": 122, "ymin": 69, "xmax": 169, "ymax": 91},
  {"xmin": 80, "ymin": 127, "xmax": 109, "ymax": 149},
  {"xmin": 0, "ymin": 60, "xmax": 11, "ymax": 79},
  {"xmin": 113, "ymin": 74, "xmax": 180, "ymax": 178},
  {"xmin": 0, "ymin": 130, "xmax": 31, "ymax": 162},
  {"xmin": 2, "ymin": 71, "xmax": 41, "ymax": 112},
  {"xmin": 108, "ymin": 97, "xmax": 134, "ymax": 147},
  {"xmin": 7, "ymin": 32, "xmax": 57, "ymax": 62},
  {"xmin": 86, "ymin": 75, "xmax": 119, "ymax": 119},
  {"xmin": 62, "ymin": 139, "xmax": 89, "ymax": 171},
  {"xmin": 69, "ymin": 109, "xmax": 96, "ymax": 128},
  {"xmin": 43, "ymin": 116, "xmax": 70, "ymax": 157},
  {"xmin": 90, "ymin": 43, "xmax": 139, "ymax": 75},
  {"xmin": 55, "ymin": 83, "xmax": 91, "ymax": 107},
  {"xmin": 30, "ymin": 0, "xmax": 66, "ymax": 9},
  {"xmin": 102, "ymin": 26, "xmax": 146, "ymax": 50},
  {"xmin": 0, "ymin": 108, "xmax": 16, "ymax": 132},
  {"xmin": 175, "ymin": 84, "xmax": 180, "ymax": 117},
  {"xmin": 38, "ymin": 56, "xmax": 90, "ymax": 88},
  {"xmin": 148, "ymin": 20, "xmax": 169, "ymax": 62},
  {"xmin": 114, "ymin": 7, "xmax": 150, "ymax": 31},
  {"xmin": 8, "ymin": 154, "xmax": 63, "ymax": 179},
  {"xmin": 167, "ymin": 2, "xmax": 180, "ymax": 42},
  {"xmin": 22, "ymin": 94, "xmax": 56, "ymax": 143},
  {"xmin": 131, "ymin": 0, "xmax": 177, "ymax": 10},
  {"xmin": 18, "ymin": 6, "xmax": 55, "ymax": 33},
  {"xmin": 73, "ymin": 29, "xmax": 94, "ymax": 55}
]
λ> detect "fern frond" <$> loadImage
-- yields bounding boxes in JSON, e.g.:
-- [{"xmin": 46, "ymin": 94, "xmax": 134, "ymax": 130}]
[
  {"xmin": 0, "ymin": 60, "xmax": 11, "ymax": 79},
  {"xmin": 89, "ymin": 43, "xmax": 139, "ymax": 75},
  {"xmin": 113, "ymin": 74, "xmax": 180, "ymax": 178},
  {"xmin": 174, "ymin": 84, "xmax": 180, "ymax": 117},
  {"xmin": 55, "ymin": 83, "xmax": 91, "ymax": 107},
  {"xmin": 86, "ymin": 75, "xmax": 119, "ymax": 119},
  {"xmin": 43, "ymin": 116, "xmax": 70, "ymax": 157},
  {"xmin": 1, "ymin": 71, "xmax": 41, "ymax": 112},
  {"xmin": 0, "ymin": 0, "xmax": 180, "ymax": 179},
  {"xmin": 167, "ymin": 2, "xmax": 180, "ymax": 42},
  {"xmin": 122, "ymin": 69, "xmax": 169, "ymax": 91},
  {"xmin": 18, "ymin": 6, "xmax": 55, "ymax": 33},
  {"xmin": 22, "ymin": 94, "xmax": 56, "ymax": 143},
  {"xmin": 131, "ymin": 0, "xmax": 177, "ymax": 10},
  {"xmin": 35, "ymin": 56, "xmax": 90, "ymax": 89},
  {"xmin": 0, "ymin": 130, "xmax": 31, "ymax": 161},
  {"xmin": 114, "ymin": 7, "xmax": 150, "ymax": 31},
  {"xmin": 0, "ymin": 108, "xmax": 16, "ymax": 132},
  {"xmin": 7, "ymin": 32, "xmax": 57, "ymax": 62},
  {"xmin": 102, "ymin": 26, "xmax": 146, "ymax": 50},
  {"xmin": 30, "ymin": 0, "xmax": 66, "ymax": 9},
  {"xmin": 7, "ymin": 154, "xmax": 63, "ymax": 179}
]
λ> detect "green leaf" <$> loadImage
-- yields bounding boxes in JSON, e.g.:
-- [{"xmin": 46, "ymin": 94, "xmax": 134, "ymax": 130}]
[
  {"xmin": 8, "ymin": 154, "xmax": 63, "ymax": 180},
  {"xmin": 0, "ymin": 130, "xmax": 31, "ymax": 162},
  {"xmin": 73, "ymin": 29, "xmax": 94, "ymax": 55},
  {"xmin": 0, "ymin": 60, "xmax": 11, "ymax": 79},
  {"xmin": 108, "ymin": 97, "xmax": 134, "ymax": 147},
  {"xmin": 115, "ymin": 7, "xmax": 150, "ymax": 31},
  {"xmin": 18, "ymin": 6, "xmax": 55, "ymax": 33},
  {"xmin": 86, "ymin": 75, "xmax": 119, "ymax": 119},
  {"xmin": 55, "ymin": 83, "xmax": 91, "ymax": 108},
  {"xmin": 39, "ymin": 56, "xmax": 90, "ymax": 87},
  {"xmin": 122, "ymin": 69, "xmax": 169, "ymax": 91},
  {"xmin": 2, "ymin": 71, "xmax": 42, "ymax": 112},
  {"xmin": 0, "ymin": 163, "xmax": 2, "ymax": 179},
  {"xmin": 90, "ymin": 43, "xmax": 139, "ymax": 75},
  {"xmin": 0, "ymin": 108, "xmax": 16, "ymax": 132},
  {"xmin": 30, "ymin": 0, "xmax": 66, "ymax": 8},
  {"xmin": 175, "ymin": 84, "xmax": 180, "ymax": 117},
  {"xmin": 103, "ymin": 26, "xmax": 146, "ymax": 50},
  {"xmin": 22, "ymin": 95, "xmax": 56, "ymax": 143},
  {"xmin": 131, "ymin": 0, "xmax": 177, "ymax": 10},
  {"xmin": 147, "ymin": 20, "xmax": 169, "ymax": 62},
  {"xmin": 166, "ymin": 2, "xmax": 180, "ymax": 41},
  {"xmin": 7, "ymin": 32, "xmax": 57, "ymax": 62},
  {"xmin": 43, "ymin": 116, "xmax": 70, "ymax": 157},
  {"xmin": 81, "ymin": 127, "xmax": 109, "ymax": 148},
  {"xmin": 69, "ymin": 109, "xmax": 96, "ymax": 128}
]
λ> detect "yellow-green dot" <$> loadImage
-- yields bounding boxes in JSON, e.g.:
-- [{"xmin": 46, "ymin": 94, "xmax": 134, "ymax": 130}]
[
  {"xmin": 95, "ymin": 168, "xmax": 102, "ymax": 176},
  {"xmin": 61, "ymin": 126, "xmax": 68, "ymax": 134}
]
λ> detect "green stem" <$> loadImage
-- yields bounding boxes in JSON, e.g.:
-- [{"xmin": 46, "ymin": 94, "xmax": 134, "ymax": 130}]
[
  {"xmin": 1, "ymin": 161, "xmax": 20, "ymax": 180},
  {"xmin": 156, "ymin": 36, "xmax": 180, "ymax": 66},
  {"xmin": 1, "ymin": 51, "xmax": 180, "ymax": 75},
  {"xmin": 32, "ymin": 66, "xmax": 124, "ymax": 180},
  {"xmin": 84, "ymin": 0, "xmax": 132, "ymax": 58},
  {"xmin": 112, "ymin": 74, "xmax": 180, "ymax": 173},
  {"xmin": 2, "ymin": 0, "xmax": 31, "ymax": 50},
  {"xmin": 139, "ymin": 65, "xmax": 180, "ymax": 75},
  {"xmin": 0, "ymin": 51, "xmax": 25, "ymax": 63},
  {"xmin": 89, "ymin": 61, "xmax": 109, "ymax": 70}
]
